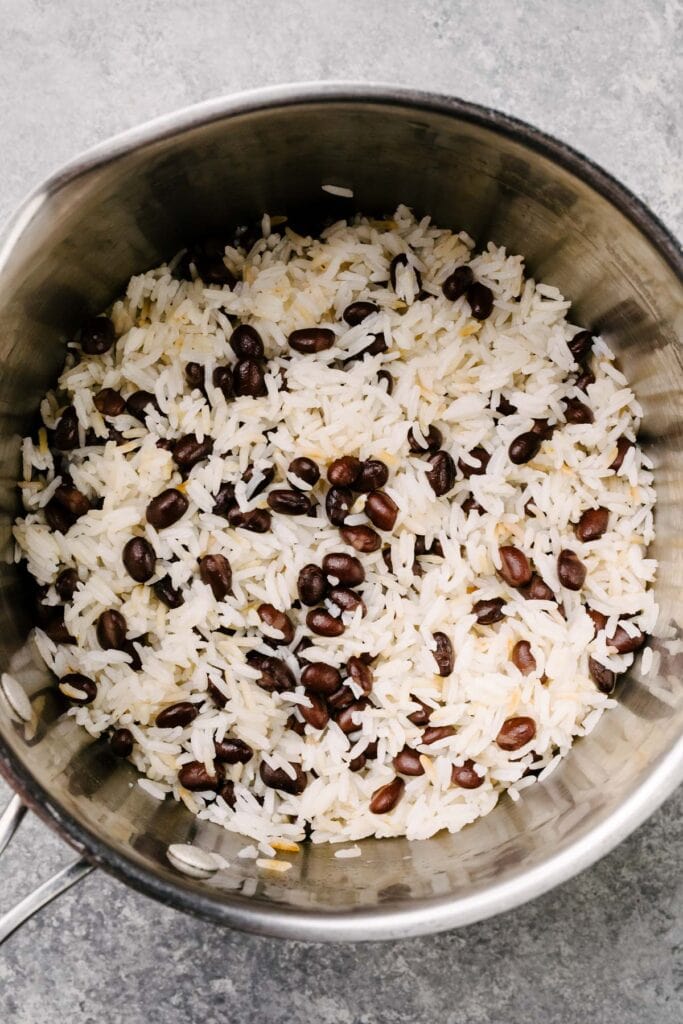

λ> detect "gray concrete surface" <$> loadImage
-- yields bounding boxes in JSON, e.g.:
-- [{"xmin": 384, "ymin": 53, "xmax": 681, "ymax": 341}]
[{"xmin": 0, "ymin": 1, "xmax": 681, "ymax": 1021}]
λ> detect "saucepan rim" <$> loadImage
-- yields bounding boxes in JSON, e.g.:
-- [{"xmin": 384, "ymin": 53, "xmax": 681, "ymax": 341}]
[{"xmin": 0, "ymin": 82, "xmax": 681, "ymax": 942}]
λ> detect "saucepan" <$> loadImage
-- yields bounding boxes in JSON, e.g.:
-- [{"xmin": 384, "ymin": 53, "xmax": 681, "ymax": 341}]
[{"xmin": 0, "ymin": 84, "xmax": 681, "ymax": 943}]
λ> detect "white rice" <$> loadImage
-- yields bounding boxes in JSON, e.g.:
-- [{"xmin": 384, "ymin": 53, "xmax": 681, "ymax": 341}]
[{"xmin": 13, "ymin": 205, "xmax": 657, "ymax": 846}]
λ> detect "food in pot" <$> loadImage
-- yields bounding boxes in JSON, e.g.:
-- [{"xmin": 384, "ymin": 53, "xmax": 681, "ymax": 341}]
[{"xmin": 13, "ymin": 206, "xmax": 657, "ymax": 845}]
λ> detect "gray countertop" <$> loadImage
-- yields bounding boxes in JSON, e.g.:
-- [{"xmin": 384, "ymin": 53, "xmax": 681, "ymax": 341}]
[{"xmin": 0, "ymin": 2, "xmax": 681, "ymax": 1022}]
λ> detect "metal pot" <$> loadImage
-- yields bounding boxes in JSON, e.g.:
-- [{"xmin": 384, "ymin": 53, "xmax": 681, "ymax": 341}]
[{"xmin": 0, "ymin": 84, "xmax": 681, "ymax": 943}]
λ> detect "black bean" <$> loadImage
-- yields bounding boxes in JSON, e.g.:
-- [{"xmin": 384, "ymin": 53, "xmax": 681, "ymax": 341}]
[
  {"xmin": 458, "ymin": 446, "xmax": 490, "ymax": 479},
  {"xmin": 327, "ymin": 456, "xmax": 362, "ymax": 487},
  {"xmin": 232, "ymin": 358, "xmax": 267, "ymax": 397},
  {"xmin": 257, "ymin": 603, "xmax": 294, "ymax": 645},
  {"xmin": 389, "ymin": 253, "xmax": 422, "ymax": 293},
  {"xmin": 473, "ymin": 598, "xmax": 505, "ymax": 624},
  {"xmin": 511, "ymin": 640, "xmax": 536, "ymax": 675},
  {"xmin": 218, "ymin": 780, "xmax": 236, "ymax": 808},
  {"xmin": 97, "ymin": 609, "xmax": 127, "ymax": 650},
  {"xmin": 260, "ymin": 761, "xmax": 308, "ymax": 795},
  {"xmin": 496, "ymin": 716, "xmax": 536, "ymax": 750},
  {"xmin": 289, "ymin": 327, "xmax": 335, "ymax": 353},
  {"xmin": 58, "ymin": 673, "xmax": 97, "ymax": 704},
  {"xmin": 54, "ymin": 406, "xmax": 79, "ymax": 450},
  {"xmin": 343, "ymin": 301, "xmax": 379, "ymax": 326},
  {"xmin": 589, "ymin": 657, "xmax": 616, "ymax": 694},
  {"xmin": 426, "ymin": 450, "xmax": 456, "ymax": 496},
  {"xmin": 207, "ymin": 680, "xmax": 228, "ymax": 707},
  {"xmin": 575, "ymin": 367, "xmax": 596, "ymax": 392},
  {"xmin": 451, "ymin": 760, "xmax": 484, "ymax": 789},
  {"xmin": 289, "ymin": 457, "xmax": 320, "ymax": 487},
  {"xmin": 335, "ymin": 699, "xmax": 367, "ymax": 734},
  {"xmin": 293, "ymin": 636, "xmax": 314, "ymax": 667},
  {"xmin": 531, "ymin": 418, "xmax": 555, "ymax": 440},
  {"xmin": 522, "ymin": 574, "xmax": 556, "ymax": 602},
  {"xmin": 365, "ymin": 490, "xmax": 398, "ymax": 531},
  {"xmin": 45, "ymin": 498, "xmax": 75, "ymax": 533},
  {"xmin": 301, "ymin": 693, "xmax": 329, "ymax": 730},
  {"xmin": 156, "ymin": 438, "xmax": 174, "ymax": 451},
  {"xmin": 347, "ymin": 655, "xmax": 373, "ymax": 694},
  {"xmin": 297, "ymin": 564, "xmax": 328, "ymax": 606},
  {"xmin": 155, "ymin": 701, "xmax": 198, "ymax": 728},
  {"xmin": 355, "ymin": 459, "xmax": 389, "ymax": 493},
  {"xmin": 557, "ymin": 549, "xmax": 586, "ymax": 591},
  {"xmin": 568, "ymin": 330, "xmax": 594, "ymax": 363},
  {"xmin": 210, "ymin": 481, "xmax": 235, "ymax": 516},
  {"xmin": 214, "ymin": 737, "xmax": 253, "ymax": 764},
  {"xmin": 185, "ymin": 362, "xmax": 205, "ymax": 390},
  {"xmin": 247, "ymin": 652, "xmax": 296, "ymax": 693},
  {"xmin": 369, "ymin": 776, "xmax": 405, "ymax": 813},
  {"xmin": 498, "ymin": 545, "xmax": 532, "ymax": 588},
  {"xmin": 110, "ymin": 727, "xmax": 134, "ymax": 757},
  {"xmin": 381, "ymin": 545, "xmax": 422, "ymax": 577},
  {"xmin": 306, "ymin": 608, "xmax": 345, "ymax": 637},
  {"xmin": 126, "ymin": 390, "xmax": 160, "ymax": 422},
  {"xmin": 587, "ymin": 607, "xmax": 608, "ymax": 636},
  {"xmin": 610, "ymin": 436, "xmax": 634, "ymax": 472},
  {"xmin": 496, "ymin": 395, "xmax": 518, "ymax": 416},
  {"xmin": 172, "ymin": 434, "xmax": 214, "ymax": 471},
  {"xmin": 349, "ymin": 332, "xmax": 388, "ymax": 362},
  {"xmin": 146, "ymin": 488, "xmax": 189, "ymax": 529},
  {"xmin": 325, "ymin": 485, "xmax": 353, "ymax": 526},
  {"xmin": 408, "ymin": 424, "xmax": 442, "ymax": 453},
  {"xmin": 408, "ymin": 696, "xmax": 432, "ymax": 726},
  {"xmin": 340, "ymin": 524, "xmax": 382, "ymax": 552},
  {"xmin": 607, "ymin": 624, "xmax": 646, "ymax": 655},
  {"xmin": 199, "ymin": 554, "xmax": 232, "ymax": 600},
  {"xmin": 55, "ymin": 568, "xmax": 79, "ymax": 602},
  {"xmin": 123, "ymin": 639, "xmax": 143, "ymax": 671},
  {"xmin": 242, "ymin": 464, "xmax": 275, "ymax": 497},
  {"xmin": 349, "ymin": 754, "xmax": 367, "ymax": 772},
  {"xmin": 415, "ymin": 536, "xmax": 444, "ymax": 557},
  {"xmin": 393, "ymin": 746, "xmax": 424, "ymax": 776},
  {"xmin": 466, "ymin": 281, "xmax": 494, "ymax": 320},
  {"xmin": 53, "ymin": 485, "xmax": 90, "ymax": 519},
  {"xmin": 377, "ymin": 370, "xmax": 394, "ymax": 394},
  {"xmin": 328, "ymin": 587, "xmax": 366, "ymax": 616},
  {"xmin": 228, "ymin": 507, "xmax": 272, "ymax": 533},
  {"xmin": 563, "ymin": 397, "xmax": 594, "ymax": 424},
  {"xmin": 421, "ymin": 725, "xmax": 456, "ymax": 745},
  {"xmin": 122, "ymin": 536, "xmax": 156, "ymax": 583},
  {"xmin": 94, "ymin": 388, "xmax": 125, "ymax": 416},
  {"xmin": 509, "ymin": 431, "xmax": 542, "ymax": 464},
  {"xmin": 301, "ymin": 662, "xmax": 342, "ymax": 696},
  {"xmin": 230, "ymin": 324, "xmax": 264, "ymax": 359},
  {"xmin": 575, "ymin": 507, "xmax": 609, "ymax": 542},
  {"xmin": 322, "ymin": 552, "xmax": 365, "ymax": 586},
  {"xmin": 81, "ymin": 316, "xmax": 115, "ymax": 355},
  {"xmin": 432, "ymin": 632, "xmax": 454, "ymax": 676},
  {"xmin": 442, "ymin": 265, "xmax": 474, "ymax": 301},
  {"xmin": 178, "ymin": 761, "xmax": 222, "ymax": 791},
  {"xmin": 462, "ymin": 494, "xmax": 485, "ymax": 516},
  {"xmin": 267, "ymin": 489, "xmax": 311, "ymax": 515},
  {"xmin": 153, "ymin": 574, "xmax": 184, "ymax": 609},
  {"xmin": 212, "ymin": 365, "xmax": 234, "ymax": 400}
]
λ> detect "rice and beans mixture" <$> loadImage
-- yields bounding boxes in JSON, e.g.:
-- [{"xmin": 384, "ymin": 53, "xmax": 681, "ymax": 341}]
[{"xmin": 14, "ymin": 206, "xmax": 657, "ymax": 847}]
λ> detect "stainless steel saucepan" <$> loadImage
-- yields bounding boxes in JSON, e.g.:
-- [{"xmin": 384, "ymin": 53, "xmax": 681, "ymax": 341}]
[{"xmin": 0, "ymin": 84, "xmax": 681, "ymax": 944}]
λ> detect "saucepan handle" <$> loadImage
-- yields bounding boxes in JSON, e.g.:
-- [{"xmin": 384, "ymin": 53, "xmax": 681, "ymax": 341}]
[{"xmin": 0, "ymin": 794, "xmax": 94, "ymax": 945}]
